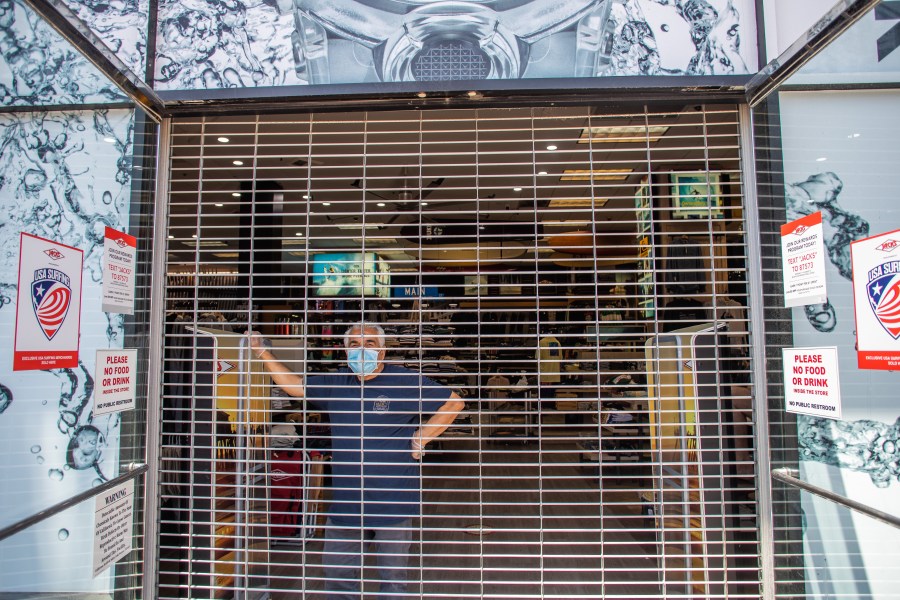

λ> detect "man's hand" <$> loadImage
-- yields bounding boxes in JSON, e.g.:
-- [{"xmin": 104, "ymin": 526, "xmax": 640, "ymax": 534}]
[
  {"xmin": 246, "ymin": 330, "xmax": 272, "ymax": 358},
  {"xmin": 411, "ymin": 431, "xmax": 425, "ymax": 460}
]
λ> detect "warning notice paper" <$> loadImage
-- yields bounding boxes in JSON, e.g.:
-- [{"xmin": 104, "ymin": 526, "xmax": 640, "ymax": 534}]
[
  {"xmin": 13, "ymin": 233, "xmax": 84, "ymax": 371},
  {"xmin": 782, "ymin": 347, "xmax": 842, "ymax": 420},
  {"xmin": 102, "ymin": 227, "xmax": 137, "ymax": 315},
  {"xmin": 93, "ymin": 478, "xmax": 134, "ymax": 577},
  {"xmin": 781, "ymin": 212, "xmax": 828, "ymax": 308},
  {"xmin": 94, "ymin": 349, "xmax": 137, "ymax": 416},
  {"xmin": 850, "ymin": 228, "xmax": 900, "ymax": 370}
]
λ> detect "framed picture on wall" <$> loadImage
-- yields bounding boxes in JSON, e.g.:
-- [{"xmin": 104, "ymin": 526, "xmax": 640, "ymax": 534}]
[{"xmin": 670, "ymin": 172, "xmax": 723, "ymax": 219}]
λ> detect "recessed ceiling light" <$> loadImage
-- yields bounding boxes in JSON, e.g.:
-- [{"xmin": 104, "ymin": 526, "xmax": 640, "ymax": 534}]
[
  {"xmin": 546, "ymin": 145, "xmax": 558, "ymax": 151},
  {"xmin": 233, "ymin": 160, "xmax": 243, "ymax": 166},
  {"xmin": 377, "ymin": 202, "xmax": 386, "ymax": 207},
  {"xmin": 217, "ymin": 137, "xmax": 229, "ymax": 143},
  {"xmin": 231, "ymin": 192, "xmax": 240, "ymax": 197}
]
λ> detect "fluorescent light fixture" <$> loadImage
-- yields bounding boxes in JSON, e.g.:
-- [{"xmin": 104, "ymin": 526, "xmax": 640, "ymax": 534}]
[
  {"xmin": 546, "ymin": 144, "xmax": 558, "ymax": 151},
  {"xmin": 337, "ymin": 223, "xmax": 384, "ymax": 230},
  {"xmin": 217, "ymin": 137, "xmax": 229, "ymax": 143},
  {"xmin": 560, "ymin": 168, "xmax": 633, "ymax": 181},
  {"xmin": 214, "ymin": 203, "xmax": 224, "ymax": 207},
  {"xmin": 295, "ymin": 231, "xmax": 304, "ymax": 236},
  {"xmin": 377, "ymin": 202, "xmax": 386, "ymax": 207},
  {"xmin": 302, "ymin": 194, "xmax": 311, "ymax": 199},
  {"xmin": 578, "ymin": 125, "xmax": 669, "ymax": 143},
  {"xmin": 322, "ymin": 202, "xmax": 331, "ymax": 206},
  {"xmin": 213, "ymin": 252, "xmax": 240, "ymax": 258},
  {"xmin": 352, "ymin": 237, "xmax": 396, "ymax": 244},
  {"xmin": 233, "ymin": 160, "xmax": 243, "ymax": 166},
  {"xmin": 231, "ymin": 192, "xmax": 241, "ymax": 197},
  {"xmin": 183, "ymin": 240, "xmax": 228, "ymax": 247},
  {"xmin": 513, "ymin": 187, "xmax": 523, "ymax": 192},
  {"xmin": 538, "ymin": 171, "xmax": 548, "ymax": 175},
  {"xmin": 548, "ymin": 197, "xmax": 609, "ymax": 208}
]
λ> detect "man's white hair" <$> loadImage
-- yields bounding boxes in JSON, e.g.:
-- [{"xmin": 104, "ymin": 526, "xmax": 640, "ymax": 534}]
[{"xmin": 344, "ymin": 322, "xmax": 386, "ymax": 348}]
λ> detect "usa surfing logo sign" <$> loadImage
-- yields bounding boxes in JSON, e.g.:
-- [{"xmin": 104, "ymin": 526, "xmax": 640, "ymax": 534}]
[
  {"xmin": 865, "ymin": 259, "xmax": 900, "ymax": 340},
  {"xmin": 31, "ymin": 266, "xmax": 73, "ymax": 340},
  {"xmin": 14, "ymin": 233, "xmax": 83, "ymax": 371},
  {"xmin": 851, "ymin": 229, "xmax": 900, "ymax": 370}
]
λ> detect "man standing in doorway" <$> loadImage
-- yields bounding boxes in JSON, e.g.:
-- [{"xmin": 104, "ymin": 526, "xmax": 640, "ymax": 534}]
[{"xmin": 249, "ymin": 322, "xmax": 465, "ymax": 599}]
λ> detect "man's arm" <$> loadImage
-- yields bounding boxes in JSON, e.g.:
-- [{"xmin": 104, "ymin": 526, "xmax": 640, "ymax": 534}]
[
  {"xmin": 248, "ymin": 333, "xmax": 306, "ymax": 398},
  {"xmin": 412, "ymin": 392, "xmax": 465, "ymax": 459}
]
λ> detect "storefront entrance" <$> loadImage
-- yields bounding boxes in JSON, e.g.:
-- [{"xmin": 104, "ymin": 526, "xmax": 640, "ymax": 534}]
[{"xmin": 158, "ymin": 104, "xmax": 758, "ymax": 598}]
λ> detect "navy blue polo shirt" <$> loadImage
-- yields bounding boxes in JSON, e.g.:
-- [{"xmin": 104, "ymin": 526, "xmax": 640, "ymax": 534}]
[{"xmin": 305, "ymin": 364, "xmax": 451, "ymax": 527}]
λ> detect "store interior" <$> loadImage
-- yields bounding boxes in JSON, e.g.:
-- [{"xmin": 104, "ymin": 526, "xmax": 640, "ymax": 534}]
[{"xmin": 160, "ymin": 104, "xmax": 758, "ymax": 597}]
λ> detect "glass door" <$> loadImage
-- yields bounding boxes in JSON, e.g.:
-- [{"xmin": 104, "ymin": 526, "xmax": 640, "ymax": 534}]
[{"xmin": 746, "ymin": 1, "xmax": 900, "ymax": 598}]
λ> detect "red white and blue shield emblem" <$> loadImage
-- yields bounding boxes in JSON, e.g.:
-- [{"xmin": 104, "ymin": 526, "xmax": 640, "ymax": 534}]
[
  {"xmin": 867, "ymin": 271, "xmax": 900, "ymax": 339},
  {"xmin": 31, "ymin": 277, "xmax": 72, "ymax": 340}
]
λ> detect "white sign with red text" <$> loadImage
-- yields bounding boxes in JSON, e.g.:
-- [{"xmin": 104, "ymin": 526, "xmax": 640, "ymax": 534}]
[
  {"xmin": 850, "ymin": 227, "xmax": 900, "ymax": 370},
  {"xmin": 13, "ymin": 233, "xmax": 84, "ymax": 371},
  {"xmin": 102, "ymin": 227, "xmax": 137, "ymax": 315},
  {"xmin": 781, "ymin": 212, "xmax": 828, "ymax": 307},
  {"xmin": 783, "ymin": 347, "xmax": 842, "ymax": 420},
  {"xmin": 94, "ymin": 349, "xmax": 137, "ymax": 415}
]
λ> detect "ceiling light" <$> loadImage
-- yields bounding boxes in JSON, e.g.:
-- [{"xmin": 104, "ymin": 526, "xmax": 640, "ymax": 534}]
[
  {"xmin": 560, "ymin": 168, "xmax": 633, "ymax": 181},
  {"xmin": 217, "ymin": 137, "xmax": 229, "ymax": 143},
  {"xmin": 231, "ymin": 192, "xmax": 240, "ymax": 197},
  {"xmin": 213, "ymin": 252, "xmax": 240, "ymax": 258},
  {"xmin": 295, "ymin": 232, "xmax": 304, "ymax": 236},
  {"xmin": 538, "ymin": 171, "xmax": 548, "ymax": 175},
  {"xmin": 337, "ymin": 223, "xmax": 384, "ymax": 230},
  {"xmin": 168, "ymin": 235, "xmax": 174, "ymax": 239},
  {"xmin": 302, "ymin": 194, "xmax": 311, "ymax": 199},
  {"xmin": 183, "ymin": 240, "xmax": 228, "ymax": 247},
  {"xmin": 377, "ymin": 202, "xmax": 386, "ymax": 207},
  {"xmin": 417, "ymin": 92, "xmax": 427, "ymax": 98},
  {"xmin": 546, "ymin": 144, "xmax": 558, "ymax": 151},
  {"xmin": 322, "ymin": 202, "xmax": 331, "ymax": 206},
  {"xmin": 513, "ymin": 187, "xmax": 523, "ymax": 192},
  {"xmin": 548, "ymin": 198, "xmax": 609, "ymax": 208},
  {"xmin": 214, "ymin": 203, "xmax": 224, "ymax": 207},
  {"xmin": 421, "ymin": 202, "xmax": 429, "ymax": 206},
  {"xmin": 191, "ymin": 234, "xmax": 197, "ymax": 238},
  {"xmin": 579, "ymin": 125, "xmax": 669, "ymax": 143},
  {"xmin": 233, "ymin": 160, "xmax": 243, "ymax": 166}
]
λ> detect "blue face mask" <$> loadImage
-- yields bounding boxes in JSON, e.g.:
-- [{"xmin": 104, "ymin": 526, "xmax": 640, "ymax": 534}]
[{"xmin": 346, "ymin": 347, "xmax": 380, "ymax": 375}]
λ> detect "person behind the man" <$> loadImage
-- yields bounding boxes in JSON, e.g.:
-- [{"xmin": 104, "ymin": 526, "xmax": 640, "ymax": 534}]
[{"xmin": 249, "ymin": 323, "xmax": 464, "ymax": 599}]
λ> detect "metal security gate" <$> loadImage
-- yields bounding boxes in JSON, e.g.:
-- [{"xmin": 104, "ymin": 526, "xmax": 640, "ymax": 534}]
[{"xmin": 158, "ymin": 105, "xmax": 759, "ymax": 599}]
